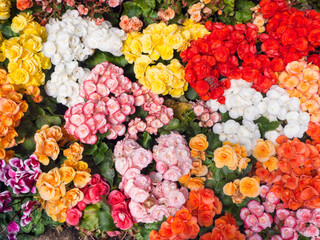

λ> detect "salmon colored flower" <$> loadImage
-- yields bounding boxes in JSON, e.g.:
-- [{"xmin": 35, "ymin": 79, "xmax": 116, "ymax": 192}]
[
  {"xmin": 189, "ymin": 134, "xmax": 209, "ymax": 151},
  {"xmin": 63, "ymin": 142, "xmax": 84, "ymax": 162},
  {"xmin": 252, "ymin": 139, "xmax": 276, "ymax": 162}
]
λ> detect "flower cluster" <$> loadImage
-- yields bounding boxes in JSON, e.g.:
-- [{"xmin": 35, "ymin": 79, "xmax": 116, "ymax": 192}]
[
  {"xmin": 307, "ymin": 122, "xmax": 320, "ymax": 143},
  {"xmin": 66, "ymin": 174, "xmax": 109, "ymax": 226},
  {"xmin": 259, "ymin": 0, "xmax": 320, "ymax": 64},
  {"xmin": 188, "ymin": 3, "xmax": 212, "ymax": 23},
  {"xmin": 185, "ymin": 189, "xmax": 222, "ymax": 227},
  {"xmin": 1, "ymin": 13, "xmax": 51, "ymax": 88},
  {"xmin": 223, "ymin": 177, "xmax": 261, "ymax": 203},
  {"xmin": 255, "ymin": 136, "xmax": 320, "ymax": 210},
  {"xmin": 7, "ymin": 221, "xmax": 20, "ymax": 240},
  {"xmin": 213, "ymin": 141, "xmax": 251, "ymax": 171},
  {"xmin": 278, "ymin": 60, "xmax": 320, "ymax": 124},
  {"xmin": 0, "ymin": 0, "xmax": 11, "ymax": 20},
  {"xmin": 153, "ymin": 132, "xmax": 193, "ymax": 181},
  {"xmin": 208, "ymin": 79, "xmax": 310, "ymax": 147},
  {"xmin": 259, "ymin": 185, "xmax": 280, "ymax": 213},
  {"xmin": 36, "ymin": 164, "xmax": 91, "ymax": 222},
  {"xmin": 108, "ymin": 190, "xmax": 134, "ymax": 230},
  {"xmin": 192, "ymin": 100, "xmax": 221, "ymax": 128},
  {"xmin": 240, "ymin": 200, "xmax": 273, "ymax": 235},
  {"xmin": 199, "ymin": 213, "xmax": 245, "ymax": 240},
  {"xmin": 64, "ymin": 61, "xmax": 173, "ymax": 144},
  {"xmin": 179, "ymin": 134, "xmax": 209, "ymax": 190},
  {"xmin": 250, "ymin": 5, "xmax": 267, "ymax": 33},
  {"xmin": 43, "ymin": 10, "xmax": 126, "ymax": 106},
  {"xmin": 149, "ymin": 208, "xmax": 200, "ymax": 240},
  {"xmin": 0, "ymin": 155, "xmax": 41, "ymax": 195},
  {"xmin": 157, "ymin": 7, "xmax": 175, "ymax": 22},
  {"xmin": 63, "ymin": 142, "xmax": 84, "ymax": 162},
  {"xmin": 181, "ymin": 21, "xmax": 274, "ymax": 100},
  {"xmin": 119, "ymin": 16, "xmax": 143, "ymax": 33},
  {"xmin": 0, "ymin": 190, "xmax": 12, "ymax": 213},
  {"xmin": 295, "ymin": 209, "xmax": 320, "ymax": 238},
  {"xmin": 0, "ymin": 83, "xmax": 28, "ymax": 158}
]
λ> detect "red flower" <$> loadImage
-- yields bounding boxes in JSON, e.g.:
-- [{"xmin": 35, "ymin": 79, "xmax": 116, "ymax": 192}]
[
  {"xmin": 195, "ymin": 81, "xmax": 209, "ymax": 96},
  {"xmin": 260, "ymin": 1, "xmax": 279, "ymax": 18},
  {"xmin": 242, "ymin": 67, "xmax": 259, "ymax": 83},
  {"xmin": 214, "ymin": 46, "xmax": 230, "ymax": 63}
]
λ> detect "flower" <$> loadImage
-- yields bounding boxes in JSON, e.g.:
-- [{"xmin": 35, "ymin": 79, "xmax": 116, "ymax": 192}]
[
  {"xmin": 111, "ymin": 202, "xmax": 133, "ymax": 230},
  {"xmin": 252, "ymin": 139, "xmax": 276, "ymax": 162},
  {"xmin": 16, "ymin": 0, "xmax": 33, "ymax": 11},
  {"xmin": 240, "ymin": 177, "xmax": 260, "ymax": 198},
  {"xmin": 189, "ymin": 134, "xmax": 209, "ymax": 151},
  {"xmin": 0, "ymin": 0, "xmax": 11, "ymax": 20},
  {"xmin": 158, "ymin": 8, "xmax": 175, "ymax": 22},
  {"xmin": 66, "ymin": 208, "xmax": 82, "ymax": 226}
]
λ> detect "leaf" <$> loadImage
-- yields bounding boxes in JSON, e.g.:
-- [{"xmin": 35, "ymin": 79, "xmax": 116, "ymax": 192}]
[
  {"xmin": 162, "ymin": 118, "xmax": 180, "ymax": 131},
  {"xmin": 220, "ymin": 112, "xmax": 230, "ymax": 122},
  {"xmin": 17, "ymin": 234, "xmax": 34, "ymax": 240},
  {"xmin": 86, "ymin": 51, "xmax": 128, "ymax": 68},
  {"xmin": 36, "ymin": 115, "xmax": 61, "ymax": 128},
  {"xmin": 21, "ymin": 223, "xmax": 33, "ymax": 233},
  {"xmin": 33, "ymin": 223, "xmax": 45, "ymax": 236},
  {"xmin": 206, "ymin": 132, "xmax": 222, "ymax": 152},
  {"xmin": 99, "ymin": 142, "xmax": 109, "ymax": 154},
  {"xmin": 80, "ymin": 204, "xmax": 100, "ymax": 231},
  {"xmin": 21, "ymin": 136, "xmax": 35, "ymax": 151},
  {"xmin": 141, "ymin": 132, "xmax": 152, "ymax": 150},
  {"xmin": 98, "ymin": 150, "xmax": 115, "ymax": 186},
  {"xmin": 224, "ymin": 0, "xmax": 235, "ymax": 7},
  {"xmin": 93, "ymin": 151, "xmax": 105, "ymax": 165},
  {"xmin": 84, "ymin": 143, "xmax": 98, "ymax": 156},
  {"xmin": 31, "ymin": 209, "xmax": 42, "ymax": 224},
  {"xmin": 190, "ymin": 121, "xmax": 201, "ymax": 135},
  {"xmin": 97, "ymin": 203, "xmax": 117, "ymax": 232},
  {"xmin": 137, "ymin": 221, "xmax": 163, "ymax": 240},
  {"xmin": 254, "ymin": 116, "xmax": 282, "ymax": 138},
  {"xmin": 0, "ymin": 22, "xmax": 19, "ymax": 39},
  {"xmin": 185, "ymin": 87, "xmax": 199, "ymax": 100},
  {"xmin": 122, "ymin": 2, "xmax": 143, "ymax": 18},
  {"xmin": 236, "ymin": 0, "xmax": 255, "ymax": 10}
]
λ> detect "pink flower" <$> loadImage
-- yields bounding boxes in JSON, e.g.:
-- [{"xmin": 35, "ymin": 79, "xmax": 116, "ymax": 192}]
[
  {"xmin": 167, "ymin": 190, "xmax": 186, "ymax": 208},
  {"xmin": 134, "ymin": 175, "xmax": 151, "ymax": 191},
  {"xmin": 284, "ymin": 216, "xmax": 297, "ymax": 229},
  {"xmin": 266, "ymin": 192, "xmax": 280, "ymax": 205},
  {"xmin": 149, "ymin": 172, "xmax": 162, "ymax": 184},
  {"xmin": 111, "ymin": 202, "xmax": 133, "ymax": 230},
  {"xmin": 248, "ymin": 234, "xmax": 263, "ymax": 240},
  {"xmin": 296, "ymin": 220, "xmax": 307, "ymax": 233},
  {"xmin": 163, "ymin": 166, "xmax": 182, "ymax": 181},
  {"xmin": 150, "ymin": 205, "xmax": 169, "ymax": 221},
  {"xmin": 247, "ymin": 200, "xmax": 265, "ymax": 217},
  {"xmin": 262, "ymin": 201, "xmax": 276, "ymax": 213},
  {"xmin": 311, "ymin": 209, "xmax": 320, "ymax": 227},
  {"xmin": 240, "ymin": 207, "xmax": 251, "ymax": 221},
  {"xmin": 276, "ymin": 209, "xmax": 291, "ymax": 221},
  {"xmin": 303, "ymin": 225, "xmax": 320, "ymax": 238},
  {"xmin": 106, "ymin": 231, "xmax": 121, "ymax": 237},
  {"xmin": 129, "ymin": 148, "xmax": 153, "ymax": 170},
  {"xmin": 271, "ymin": 235, "xmax": 283, "ymax": 240},
  {"xmin": 66, "ymin": 208, "xmax": 83, "ymax": 226},
  {"xmin": 296, "ymin": 209, "xmax": 312, "ymax": 222},
  {"xmin": 193, "ymin": 105, "xmax": 204, "ymax": 116},
  {"xmin": 108, "ymin": 0, "xmax": 122, "ymax": 8},
  {"xmin": 76, "ymin": 201, "xmax": 87, "ymax": 211},
  {"xmin": 280, "ymin": 227, "xmax": 294, "ymax": 239},
  {"xmin": 115, "ymin": 157, "xmax": 132, "ymax": 175},
  {"xmin": 260, "ymin": 186, "xmax": 270, "ymax": 199},
  {"xmin": 245, "ymin": 214, "xmax": 259, "ymax": 228},
  {"xmin": 258, "ymin": 213, "xmax": 273, "ymax": 229},
  {"xmin": 128, "ymin": 200, "xmax": 147, "ymax": 222},
  {"xmin": 128, "ymin": 186, "xmax": 149, "ymax": 203},
  {"xmin": 108, "ymin": 190, "xmax": 126, "ymax": 206}
]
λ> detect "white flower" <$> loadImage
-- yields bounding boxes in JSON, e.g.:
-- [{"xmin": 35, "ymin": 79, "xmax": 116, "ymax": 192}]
[
  {"xmin": 212, "ymin": 123, "xmax": 223, "ymax": 134},
  {"xmin": 277, "ymin": 108, "xmax": 287, "ymax": 121},
  {"xmin": 287, "ymin": 97, "xmax": 300, "ymax": 111},
  {"xmin": 219, "ymin": 133, "xmax": 227, "ymax": 142},
  {"xmin": 228, "ymin": 134, "xmax": 239, "ymax": 144},
  {"xmin": 252, "ymin": 92, "xmax": 263, "ymax": 105},
  {"xmin": 42, "ymin": 41, "xmax": 56, "ymax": 58},
  {"xmin": 243, "ymin": 119, "xmax": 256, "ymax": 132},
  {"xmin": 223, "ymin": 120, "xmax": 239, "ymax": 134},
  {"xmin": 283, "ymin": 124, "xmax": 300, "ymax": 138},
  {"xmin": 219, "ymin": 105, "xmax": 227, "ymax": 113},
  {"xmin": 286, "ymin": 111, "xmax": 299, "ymax": 124},
  {"xmin": 229, "ymin": 108, "xmax": 239, "ymax": 119},
  {"xmin": 267, "ymin": 99, "xmax": 281, "ymax": 115},
  {"xmin": 264, "ymin": 130, "xmax": 280, "ymax": 144},
  {"xmin": 299, "ymin": 112, "xmax": 310, "ymax": 125},
  {"xmin": 257, "ymin": 102, "xmax": 267, "ymax": 115},
  {"xmin": 206, "ymin": 99, "xmax": 220, "ymax": 112},
  {"xmin": 239, "ymin": 88, "xmax": 255, "ymax": 101},
  {"xmin": 243, "ymin": 106, "xmax": 259, "ymax": 121},
  {"xmin": 238, "ymin": 126, "xmax": 252, "ymax": 139}
]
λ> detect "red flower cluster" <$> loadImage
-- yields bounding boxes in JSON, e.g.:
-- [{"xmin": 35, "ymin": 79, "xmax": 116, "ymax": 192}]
[
  {"xmin": 255, "ymin": 136, "xmax": 320, "ymax": 210},
  {"xmin": 199, "ymin": 213, "xmax": 245, "ymax": 240},
  {"xmin": 259, "ymin": 0, "xmax": 320, "ymax": 65},
  {"xmin": 185, "ymin": 188, "xmax": 222, "ymax": 227},
  {"xmin": 149, "ymin": 208, "xmax": 200, "ymax": 240}
]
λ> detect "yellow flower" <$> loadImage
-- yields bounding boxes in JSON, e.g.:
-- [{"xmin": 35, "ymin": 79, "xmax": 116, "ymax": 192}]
[
  {"xmin": 75, "ymin": 161, "xmax": 88, "ymax": 172},
  {"xmin": 158, "ymin": 69, "xmax": 173, "ymax": 86},
  {"xmin": 252, "ymin": 139, "xmax": 276, "ymax": 162},
  {"xmin": 73, "ymin": 171, "xmax": 91, "ymax": 188},
  {"xmin": 167, "ymin": 33, "xmax": 184, "ymax": 50},
  {"xmin": 157, "ymin": 44, "xmax": 173, "ymax": 60},
  {"xmin": 161, "ymin": 24, "xmax": 178, "ymax": 35},
  {"xmin": 262, "ymin": 156, "xmax": 278, "ymax": 171},
  {"xmin": 21, "ymin": 34, "xmax": 42, "ymax": 52},
  {"xmin": 22, "ymin": 58, "xmax": 38, "ymax": 75},
  {"xmin": 59, "ymin": 166, "xmax": 76, "ymax": 184},
  {"xmin": 139, "ymin": 34, "xmax": 154, "ymax": 54},
  {"xmin": 8, "ymin": 68, "xmax": 29, "ymax": 85},
  {"xmin": 151, "ymin": 34, "xmax": 163, "ymax": 46},
  {"xmin": 129, "ymin": 38, "xmax": 142, "ymax": 56},
  {"xmin": 62, "ymin": 188, "xmax": 84, "ymax": 208},
  {"xmin": 150, "ymin": 79, "xmax": 166, "ymax": 94},
  {"xmin": 0, "ymin": 0, "xmax": 11, "ymax": 20},
  {"xmin": 11, "ymin": 14, "xmax": 28, "ymax": 33},
  {"xmin": 4, "ymin": 44, "xmax": 23, "ymax": 62},
  {"xmin": 239, "ymin": 177, "xmax": 260, "ymax": 198}
]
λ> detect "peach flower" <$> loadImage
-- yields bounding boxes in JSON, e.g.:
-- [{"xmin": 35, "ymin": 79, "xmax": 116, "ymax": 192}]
[
  {"xmin": 45, "ymin": 199, "xmax": 68, "ymax": 222},
  {"xmin": 262, "ymin": 156, "xmax": 279, "ymax": 171},
  {"xmin": 73, "ymin": 171, "xmax": 91, "ymax": 188},
  {"xmin": 189, "ymin": 134, "xmax": 209, "ymax": 151},
  {"xmin": 17, "ymin": 0, "xmax": 33, "ymax": 11},
  {"xmin": 252, "ymin": 139, "xmax": 276, "ymax": 162},
  {"xmin": 158, "ymin": 7, "xmax": 175, "ymax": 22},
  {"xmin": 62, "ymin": 188, "xmax": 84, "ymax": 208},
  {"xmin": 63, "ymin": 142, "xmax": 84, "ymax": 162},
  {"xmin": 59, "ymin": 166, "xmax": 76, "ymax": 184},
  {"xmin": 214, "ymin": 145, "xmax": 237, "ymax": 170}
]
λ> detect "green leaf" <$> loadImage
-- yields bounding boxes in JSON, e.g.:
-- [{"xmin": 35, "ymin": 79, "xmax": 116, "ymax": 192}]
[
  {"xmin": 36, "ymin": 115, "xmax": 61, "ymax": 128},
  {"xmin": 224, "ymin": 0, "xmax": 235, "ymax": 7},
  {"xmin": 206, "ymin": 132, "xmax": 222, "ymax": 152},
  {"xmin": 33, "ymin": 223, "xmax": 45, "ymax": 236},
  {"xmin": 162, "ymin": 118, "xmax": 180, "ymax": 131},
  {"xmin": 21, "ymin": 136, "xmax": 35, "ymax": 151},
  {"xmin": 93, "ymin": 151, "xmax": 105, "ymax": 165},
  {"xmin": 97, "ymin": 203, "xmax": 117, "ymax": 232},
  {"xmin": 17, "ymin": 234, "xmax": 34, "ymax": 240},
  {"xmin": 190, "ymin": 121, "xmax": 201, "ymax": 135},
  {"xmin": 220, "ymin": 112, "xmax": 230, "ymax": 122},
  {"xmin": 99, "ymin": 142, "xmax": 109, "ymax": 154},
  {"xmin": 21, "ymin": 223, "xmax": 33, "ymax": 233},
  {"xmin": 0, "ymin": 22, "xmax": 19, "ymax": 39},
  {"xmin": 31, "ymin": 209, "xmax": 42, "ymax": 224},
  {"xmin": 80, "ymin": 204, "xmax": 100, "ymax": 231},
  {"xmin": 236, "ymin": 0, "xmax": 255, "ymax": 10},
  {"xmin": 137, "ymin": 221, "xmax": 163, "ymax": 240},
  {"xmin": 185, "ymin": 87, "xmax": 199, "ymax": 100},
  {"xmin": 141, "ymin": 132, "xmax": 152, "ymax": 150},
  {"xmin": 98, "ymin": 150, "xmax": 115, "ymax": 186},
  {"xmin": 122, "ymin": 2, "xmax": 143, "ymax": 18},
  {"xmin": 84, "ymin": 143, "xmax": 98, "ymax": 155},
  {"xmin": 254, "ymin": 116, "xmax": 282, "ymax": 138},
  {"xmin": 86, "ymin": 51, "xmax": 128, "ymax": 68}
]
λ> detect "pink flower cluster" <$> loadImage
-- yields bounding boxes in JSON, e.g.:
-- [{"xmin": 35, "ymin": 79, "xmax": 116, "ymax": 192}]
[
  {"xmin": 192, "ymin": 100, "xmax": 221, "ymax": 128},
  {"xmin": 108, "ymin": 190, "xmax": 133, "ymax": 230},
  {"xmin": 153, "ymin": 132, "xmax": 193, "ymax": 181},
  {"xmin": 241, "ymin": 200, "xmax": 273, "ymax": 238},
  {"xmin": 21, "ymin": 200, "xmax": 38, "ymax": 227},
  {"xmin": 66, "ymin": 174, "xmax": 110, "ymax": 226},
  {"xmin": 64, "ymin": 61, "xmax": 173, "ymax": 144},
  {"xmin": 295, "ymin": 209, "xmax": 320, "ymax": 239},
  {"xmin": 113, "ymin": 133, "xmax": 191, "ymax": 223},
  {"xmin": 260, "ymin": 185, "xmax": 281, "ymax": 213},
  {"xmin": 272, "ymin": 209, "xmax": 299, "ymax": 240}
]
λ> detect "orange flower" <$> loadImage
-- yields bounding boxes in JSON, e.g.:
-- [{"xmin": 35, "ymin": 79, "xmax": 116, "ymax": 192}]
[
  {"xmin": 198, "ymin": 210, "xmax": 214, "ymax": 227},
  {"xmin": 199, "ymin": 188, "xmax": 215, "ymax": 205},
  {"xmin": 214, "ymin": 144, "xmax": 237, "ymax": 169},
  {"xmin": 180, "ymin": 216, "xmax": 200, "ymax": 239},
  {"xmin": 223, "ymin": 180, "xmax": 239, "ymax": 196},
  {"xmin": 62, "ymin": 188, "xmax": 84, "ymax": 208},
  {"xmin": 262, "ymin": 156, "xmax": 279, "ymax": 171},
  {"xmin": 59, "ymin": 166, "xmax": 76, "ymax": 184},
  {"xmin": 0, "ymin": 98, "xmax": 19, "ymax": 115},
  {"xmin": 63, "ymin": 142, "xmax": 84, "ymax": 162},
  {"xmin": 252, "ymin": 139, "xmax": 276, "ymax": 162},
  {"xmin": 175, "ymin": 207, "xmax": 192, "ymax": 222},
  {"xmin": 158, "ymin": 7, "xmax": 175, "ymax": 22},
  {"xmin": 73, "ymin": 171, "xmax": 91, "ymax": 188},
  {"xmin": 185, "ymin": 177, "xmax": 206, "ymax": 190},
  {"xmin": 186, "ymin": 191, "xmax": 200, "ymax": 210},
  {"xmin": 17, "ymin": 0, "xmax": 33, "ymax": 11},
  {"xmin": 239, "ymin": 177, "xmax": 260, "ymax": 198},
  {"xmin": 199, "ymin": 233, "xmax": 212, "ymax": 240},
  {"xmin": 159, "ymin": 222, "xmax": 174, "ymax": 238},
  {"xmin": 171, "ymin": 218, "xmax": 185, "ymax": 234},
  {"xmin": 189, "ymin": 134, "xmax": 209, "ymax": 151}
]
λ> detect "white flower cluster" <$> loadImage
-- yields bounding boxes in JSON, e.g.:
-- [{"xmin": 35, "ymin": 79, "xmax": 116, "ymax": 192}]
[
  {"xmin": 43, "ymin": 10, "xmax": 127, "ymax": 107},
  {"xmin": 208, "ymin": 79, "xmax": 310, "ymax": 153},
  {"xmin": 45, "ymin": 62, "xmax": 90, "ymax": 106}
]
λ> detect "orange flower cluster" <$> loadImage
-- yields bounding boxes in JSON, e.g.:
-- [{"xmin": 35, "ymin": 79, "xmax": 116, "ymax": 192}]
[
  {"xmin": 25, "ymin": 85, "xmax": 42, "ymax": 103},
  {"xmin": 149, "ymin": 208, "xmax": 200, "ymax": 240},
  {"xmin": 36, "ymin": 164, "xmax": 91, "ymax": 222},
  {"xmin": 278, "ymin": 60, "xmax": 320, "ymax": 123},
  {"xmin": 223, "ymin": 177, "xmax": 261, "ymax": 203},
  {"xmin": 34, "ymin": 125, "xmax": 63, "ymax": 165},
  {"xmin": 199, "ymin": 213, "xmax": 245, "ymax": 240},
  {"xmin": 214, "ymin": 141, "xmax": 250, "ymax": 171},
  {"xmin": 255, "ymin": 136, "xmax": 320, "ymax": 210},
  {"xmin": 62, "ymin": 143, "xmax": 91, "ymax": 174},
  {"xmin": 0, "ymin": 82, "xmax": 28, "ymax": 159},
  {"xmin": 252, "ymin": 139, "xmax": 278, "ymax": 171},
  {"xmin": 179, "ymin": 134, "xmax": 209, "ymax": 190},
  {"xmin": 307, "ymin": 122, "xmax": 320, "ymax": 143},
  {"xmin": 185, "ymin": 188, "xmax": 222, "ymax": 227}
]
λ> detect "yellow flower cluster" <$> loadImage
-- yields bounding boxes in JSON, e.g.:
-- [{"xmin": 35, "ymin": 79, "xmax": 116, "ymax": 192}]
[
  {"xmin": 0, "ymin": 13, "xmax": 51, "ymax": 88},
  {"xmin": 36, "ymin": 163, "xmax": 91, "ymax": 222},
  {"xmin": 0, "ymin": 0, "xmax": 11, "ymax": 21},
  {"xmin": 223, "ymin": 177, "xmax": 261, "ymax": 203},
  {"xmin": 213, "ymin": 141, "xmax": 251, "ymax": 171},
  {"xmin": 124, "ymin": 20, "xmax": 208, "ymax": 98}
]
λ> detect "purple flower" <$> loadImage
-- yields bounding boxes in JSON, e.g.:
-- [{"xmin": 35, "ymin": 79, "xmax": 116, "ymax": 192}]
[
  {"xmin": 7, "ymin": 221, "xmax": 19, "ymax": 240},
  {"xmin": 0, "ymin": 191, "xmax": 12, "ymax": 213},
  {"xmin": 20, "ymin": 200, "xmax": 38, "ymax": 227}
]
